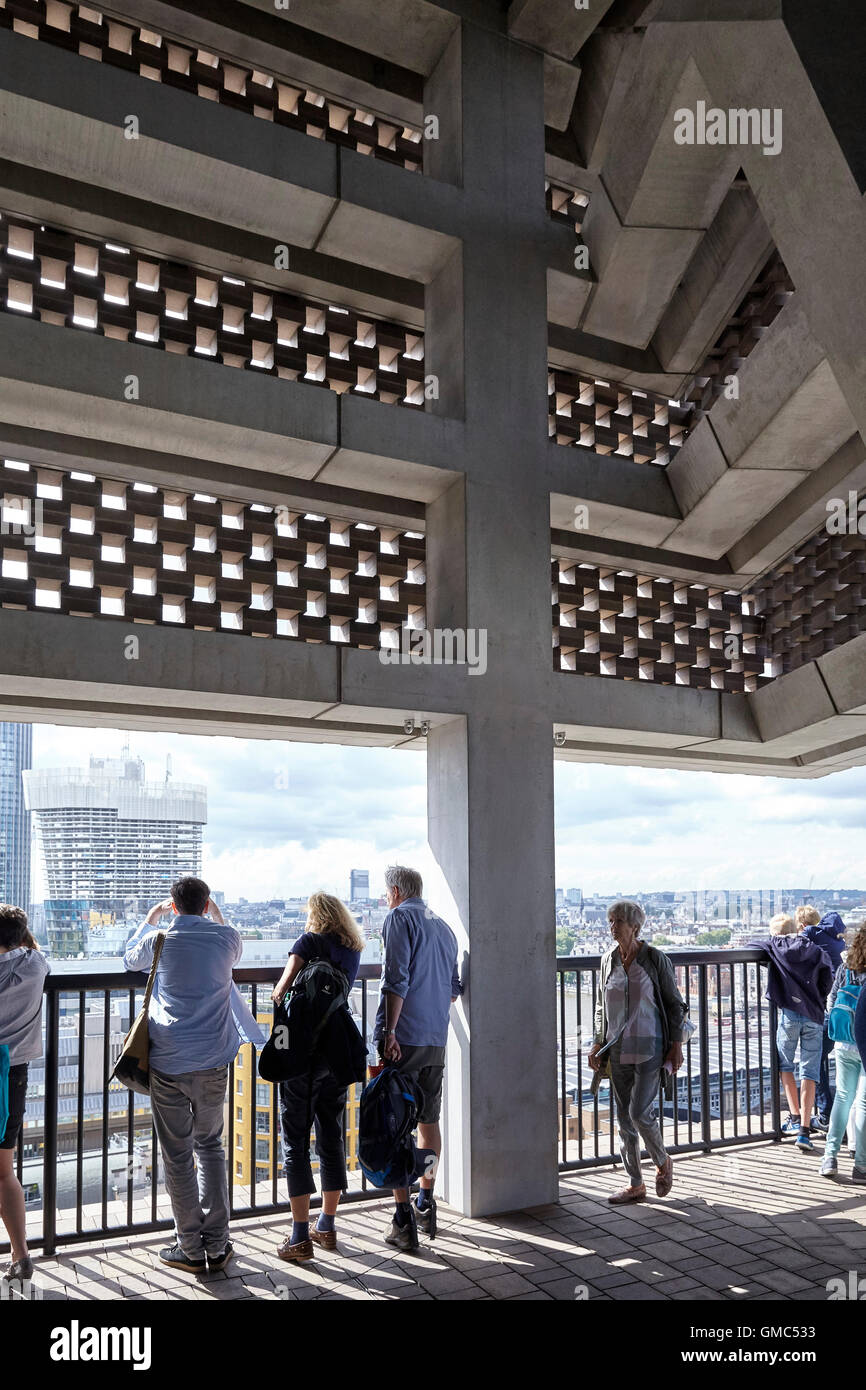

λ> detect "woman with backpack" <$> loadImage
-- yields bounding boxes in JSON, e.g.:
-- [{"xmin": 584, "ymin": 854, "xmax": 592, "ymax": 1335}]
[
  {"xmin": 588, "ymin": 900, "xmax": 688, "ymax": 1204},
  {"xmin": 271, "ymin": 893, "xmax": 363, "ymax": 1261},
  {"xmin": 820, "ymin": 922, "xmax": 866, "ymax": 1182}
]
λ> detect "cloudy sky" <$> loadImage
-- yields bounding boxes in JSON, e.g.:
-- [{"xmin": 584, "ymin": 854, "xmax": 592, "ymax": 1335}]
[{"xmin": 28, "ymin": 722, "xmax": 866, "ymax": 902}]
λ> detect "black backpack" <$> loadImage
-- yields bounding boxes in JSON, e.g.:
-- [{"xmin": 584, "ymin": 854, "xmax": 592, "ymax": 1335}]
[
  {"xmin": 358, "ymin": 1065, "xmax": 423, "ymax": 1188},
  {"xmin": 259, "ymin": 952, "xmax": 350, "ymax": 1083}
]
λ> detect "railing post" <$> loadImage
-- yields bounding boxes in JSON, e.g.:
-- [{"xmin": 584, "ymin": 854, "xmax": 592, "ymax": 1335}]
[
  {"xmin": 768, "ymin": 997, "xmax": 782, "ymax": 1140},
  {"xmin": 697, "ymin": 966, "xmax": 712, "ymax": 1152},
  {"xmin": 42, "ymin": 988, "xmax": 60, "ymax": 1257}
]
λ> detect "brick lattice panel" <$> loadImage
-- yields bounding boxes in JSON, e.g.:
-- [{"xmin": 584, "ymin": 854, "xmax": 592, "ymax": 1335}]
[
  {"xmin": 549, "ymin": 372, "xmax": 691, "ymax": 465},
  {"xmin": 0, "ymin": 211, "xmax": 427, "ymax": 406},
  {"xmin": 552, "ymin": 560, "xmax": 768, "ymax": 693},
  {"xmin": 545, "ymin": 181, "xmax": 589, "ymax": 235},
  {"xmin": 683, "ymin": 250, "xmax": 795, "ymax": 422},
  {"xmin": 752, "ymin": 528, "xmax": 866, "ymax": 679},
  {"xmin": 0, "ymin": 460, "xmax": 427, "ymax": 646},
  {"xmin": 0, "ymin": 0, "xmax": 424, "ymax": 171}
]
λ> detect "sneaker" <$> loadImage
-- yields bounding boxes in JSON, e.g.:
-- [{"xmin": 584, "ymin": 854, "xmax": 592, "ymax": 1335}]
[
  {"xmin": 852, "ymin": 1168, "xmax": 866, "ymax": 1185},
  {"xmin": 277, "ymin": 1236, "xmax": 314, "ymax": 1262},
  {"xmin": 819, "ymin": 1155, "xmax": 838, "ymax": 1178},
  {"xmin": 158, "ymin": 1243, "xmax": 206, "ymax": 1273},
  {"xmin": 781, "ymin": 1114, "xmax": 802, "ymax": 1135},
  {"xmin": 205, "ymin": 1242, "xmax": 234, "ymax": 1273},
  {"xmin": 810, "ymin": 1117, "xmax": 830, "ymax": 1134},
  {"xmin": 414, "ymin": 1194, "xmax": 438, "ymax": 1239},
  {"xmin": 3, "ymin": 1255, "xmax": 33, "ymax": 1282},
  {"xmin": 795, "ymin": 1135, "xmax": 816, "ymax": 1154},
  {"xmin": 384, "ymin": 1208, "xmax": 419, "ymax": 1252}
]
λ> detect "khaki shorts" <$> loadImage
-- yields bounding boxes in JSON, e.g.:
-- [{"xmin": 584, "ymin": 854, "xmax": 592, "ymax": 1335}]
[{"xmin": 397, "ymin": 1044, "xmax": 446, "ymax": 1124}]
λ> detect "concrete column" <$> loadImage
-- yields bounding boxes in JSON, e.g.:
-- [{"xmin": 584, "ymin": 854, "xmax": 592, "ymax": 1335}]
[{"xmin": 425, "ymin": 20, "xmax": 558, "ymax": 1216}]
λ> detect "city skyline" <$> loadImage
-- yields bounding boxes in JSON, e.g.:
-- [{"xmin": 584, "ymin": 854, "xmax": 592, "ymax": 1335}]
[{"xmin": 12, "ymin": 720, "xmax": 866, "ymax": 907}]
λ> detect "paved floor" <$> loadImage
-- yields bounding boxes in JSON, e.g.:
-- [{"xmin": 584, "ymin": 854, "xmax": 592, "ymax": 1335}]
[{"xmin": 18, "ymin": 1142, "xmax": 866, "ymax": 1301}]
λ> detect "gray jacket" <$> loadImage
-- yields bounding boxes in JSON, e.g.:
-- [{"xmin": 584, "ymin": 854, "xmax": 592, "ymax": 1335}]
[
  {"xmin": 594, "ymin": 941, "xmax": 687, "ymax": 1058},
  {"xmin": 0, "ymin": 947, "xmax": 50, "ymax": 1064}
]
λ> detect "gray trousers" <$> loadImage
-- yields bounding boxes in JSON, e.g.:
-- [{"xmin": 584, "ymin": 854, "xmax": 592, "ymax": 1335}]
[
  {"xmin": 150, "ymin": 1065, "xmax": 230, "ymax": 1257},
  {"xmin": 608, "ymin": 1050, "xmax": 668, "ymax": 1186}
]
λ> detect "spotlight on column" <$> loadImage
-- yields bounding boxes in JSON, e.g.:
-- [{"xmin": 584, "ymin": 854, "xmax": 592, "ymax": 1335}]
[
  {"xmin": 403, "ymin": 718, "xmax": 416, "ymax": 735},
  {"xmin": 553, "ymin": 730, "xmax": 567, "ymax": 747},
  {"xmin": 419, "ymin": 721, "xmax": 430, "ymax": 736}
]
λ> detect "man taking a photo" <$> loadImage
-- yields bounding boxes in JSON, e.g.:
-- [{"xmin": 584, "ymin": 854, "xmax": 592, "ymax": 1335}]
[{"xmin": 125, "ymin": 875, "xmax": 242, "ymax": 1274}]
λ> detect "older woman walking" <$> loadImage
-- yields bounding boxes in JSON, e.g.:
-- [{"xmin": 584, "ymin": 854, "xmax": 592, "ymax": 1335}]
[{"xmin": 589, "ymin": 900, "xmax": 687, "ymax": 1204}]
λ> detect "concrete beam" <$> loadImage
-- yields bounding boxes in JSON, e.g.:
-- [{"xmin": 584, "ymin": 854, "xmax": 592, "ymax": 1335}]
[
  {"xmin": 601, "ymin": 50, "xmax": 740, "ymax": 228},
  {"xmin": 652, "ymin": 184, "xmax": 773, "ymax": 373},
  {"xmin": 128, "ymin": 0, "xmax": 426, "ymax": 121},
  {"xmin": 0, "ymin": 32, "xmax": 338, "ymax": 248},
  {"xmin": 580, "ymin": 180, "xmax": 702, "ymax": 348},
  {"xmin": 508, "ymin": 0, "xmax": 616, "ymax": 61},
  {"xmin": 239, "ymin": 0, "xmax": 458, "ymax": 77},
  {"xmin": 0, "ymin": 157, "xmax": 425, "ymax": 330},
  {"xmin": 0, "ymin": 315, "xmax": 338, "ymax": 480},
  {"xmin": 665, "ymin": 300, "xmax": 859, "ymax": 559}
]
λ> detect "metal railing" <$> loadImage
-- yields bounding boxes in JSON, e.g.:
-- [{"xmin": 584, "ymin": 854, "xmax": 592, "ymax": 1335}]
[
  {"xmin": 557, "ymin": 949, "xmax": 782, "ymax": 1169},
  {"xmin": 7, "ymin": 963, "xmax": 383, "ymax": 1257},
  {"xmin": 3, "ymin": 949, "xmax": 785, "ymax": 1256}
]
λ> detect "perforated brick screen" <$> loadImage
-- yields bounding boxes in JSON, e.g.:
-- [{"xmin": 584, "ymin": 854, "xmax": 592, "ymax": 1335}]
[
  {"xmin": 0, "ymin": 211, "xmax": 427, "ymax": 405},
  {"xmin": 549, "ymin": 372, "xmax": 691, "ymax": 465},
  {"xmin": 0, "ymin": 0, "xmax": 424, "ymax": 171},
  {"xmin": 0, "ymin": 460, "xmax": 427, "ymax": 646},
  {"xmin": 552, "ymin": 559, "xmax": 769, "ymax": 692}
]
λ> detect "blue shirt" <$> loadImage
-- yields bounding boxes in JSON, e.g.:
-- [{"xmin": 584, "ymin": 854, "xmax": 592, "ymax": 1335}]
[
  {"xmin": 291, "ymin": 931, "xmax": 360, "ymax": 988},
  {"xmin": 124, "ymin": 914, "xmax": 243, "ymax": 1075},
  {"xmin": 374, "ymin": 898, "xmax": 461, "ymax": 1047}
]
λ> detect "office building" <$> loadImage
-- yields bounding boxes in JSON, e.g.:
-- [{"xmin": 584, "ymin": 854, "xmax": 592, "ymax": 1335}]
[
  {"xmin": 350, "ymin": 869, "xmax": 370, "ymax": 902},
  {"xmin": 24, "ymin": 750, "xmax": 206, "ymax": 956},
  {"xmin": 0, "ymin": 720, "xmax": 31, "ymax": 914}
]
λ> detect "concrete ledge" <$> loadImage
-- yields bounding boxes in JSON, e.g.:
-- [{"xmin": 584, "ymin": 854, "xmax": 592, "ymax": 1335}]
[
  {"xmin": 0, "ymin": 608, "xmax": 341, "ymax": 710},
  {"xmin": 0, "ymin": 32, "xmax": 338, "ymax": 247},
  {"xmin": 0, "ymin": 315, "xmax": 338, "ymax": 478}
]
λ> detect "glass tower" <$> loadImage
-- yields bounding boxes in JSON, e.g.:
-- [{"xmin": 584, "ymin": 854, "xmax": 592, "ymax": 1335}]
[{"xmin": 0, "ymin": 721, "xmax": 32, "ymax": 915}]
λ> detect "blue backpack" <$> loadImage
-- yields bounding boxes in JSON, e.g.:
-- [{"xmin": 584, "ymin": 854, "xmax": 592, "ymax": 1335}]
[
  {"xmin": 358, "ymin": 1066, "xmax": 422, "ymax": 1189},
  {"xmin": 829, "ymin": 970, "xmax": 863, "ymax": 1045}
]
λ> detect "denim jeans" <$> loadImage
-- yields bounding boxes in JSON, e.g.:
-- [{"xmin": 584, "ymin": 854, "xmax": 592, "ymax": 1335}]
[
  {"xmin": 150, "ymin": 1065, "xmax": 230, "ymax": 1257},
  {"xmin": 776, "ymin": 1009, "xmax": 823, "ymax": 1083},
  {"xmin": 608, "ymin": 1048, "xmax": 668, "ymax": 1185},
  {"xmin": 825, "ymin": 1047, "xmax": 866, "ymax": 1166}
]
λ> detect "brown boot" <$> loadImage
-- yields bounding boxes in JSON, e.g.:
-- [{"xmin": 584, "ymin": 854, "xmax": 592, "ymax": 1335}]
[
  {"xmin": 655, "ymin": 1157, "xmax": 674, "ymax": 1198},
  {"xmin": 607, "ymin": 1184, "xmax": 646, "ymax": 1205},
  {"xmin": 277, "ymin": 1236, "xmax": 314, "ymax": 1262}
]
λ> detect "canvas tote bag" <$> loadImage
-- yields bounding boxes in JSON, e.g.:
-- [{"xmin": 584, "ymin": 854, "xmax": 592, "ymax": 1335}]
[{"xmin": 111, "ymin": 932, "xmax": 166, "ymax": 1095}]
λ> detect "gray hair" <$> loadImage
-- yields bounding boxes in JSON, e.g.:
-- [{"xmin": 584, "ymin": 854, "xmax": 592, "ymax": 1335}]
[
  {"xmin": 385, "ymin": 864, "xmax": 423, "ymax": 900},
  {"xmin": 607, "ymin": 899, "xmax": 645, "ymax": 934}
]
